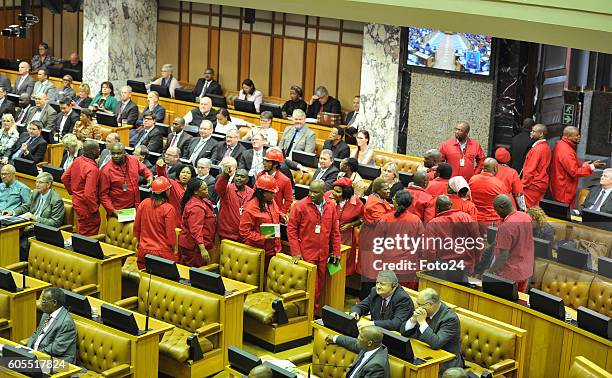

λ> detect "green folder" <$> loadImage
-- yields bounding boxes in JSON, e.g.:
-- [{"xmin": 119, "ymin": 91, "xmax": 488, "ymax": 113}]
[{"xmin": 327, "ymin": 262, "xmax": 342, "ymax": 276}]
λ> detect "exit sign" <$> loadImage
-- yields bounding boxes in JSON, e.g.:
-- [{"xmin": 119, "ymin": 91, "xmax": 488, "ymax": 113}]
[{"xmin": 562, "ymin": 104, "xmax": 575, "ymax": 126}]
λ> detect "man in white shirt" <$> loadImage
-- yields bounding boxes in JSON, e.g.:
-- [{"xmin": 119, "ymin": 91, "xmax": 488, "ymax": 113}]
[
  {"xmin": 187, "ymin": 120, "xmax": 218, "ymax": 164},
  {"xmin": 53, "ymin": 98, "xmax": 79, "ymax": 139},
  {"xmin": 581, "ymin": 168, "xmax": 612, "ymax": 214},
  {"xmin": 325, "ymin": 325, "xmax": 390, "ymax": 377},
  {"xmin": 240, "ymin": 133, "xmax": 266, "ymax": 184},
  {"xmin": 32, "ymin": 68, "xmax": 58, "ymax": 101},
  {"xmin": 26, "ymin": 287, "xmax": 77, "ymax": 363}
]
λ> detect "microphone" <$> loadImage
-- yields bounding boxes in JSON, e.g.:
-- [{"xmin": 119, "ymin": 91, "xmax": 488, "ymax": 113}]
[
  {"xmin": 144, "ymin": 269, "xmax": 152, "ymax": 332},
  {"xmin": 22, "ymin": 271, "xmax": 27, "ymax": 290}
]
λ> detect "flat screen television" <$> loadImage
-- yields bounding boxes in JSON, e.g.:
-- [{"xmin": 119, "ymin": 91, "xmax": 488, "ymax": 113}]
[{"xmin": 406, "ymin": 28, "xmax": 493, "ymax": 77}]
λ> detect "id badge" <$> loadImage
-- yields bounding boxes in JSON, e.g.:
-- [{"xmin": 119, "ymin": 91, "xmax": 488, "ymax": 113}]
[
  {"xmin": 315, "ymin": 224, "xmax": 321, "ymax": 234},
  {"xmin": 239, "ymin": 207, "xmax": 243, "ymax": 215},
  {"xmin": 122, "ymin": 183, "xmax": 128, "ymax": 192},
  {"xmin": 459, "ymin": 158, "xmax": 465, "ymax": 167}
]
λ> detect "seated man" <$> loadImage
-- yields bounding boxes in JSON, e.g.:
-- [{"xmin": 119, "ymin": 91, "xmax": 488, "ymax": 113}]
[
  {"xmin": 248, "ymin": 365, "xmax": 273, "ymax": 378},
  {"xmin": 443, "ymin": 367, "xmax": 468, "ymax": 378},
  {"xmin": 581, "ymin": 168, "xmax": 612, "ymax": 214},
  {"xmin": 325, "ymin": 325, "xmax": 390, "ymax": 377},
  {"xmin": 0, "ymin": 164, "xmax": 31, "ymax": 212},
  {"xmin": 323, "ymin": 125, "xmax": 350, "ymax": 160},
  {"xmin": 133, "ymin": 145, "xmax": 154, "ymax": 186},
  {"xmin": 311, "ymin": 149, "xmax": 339, "ymax": 191},
  {"xmin": 9, "ymin": 120, "xmax": 49, "ymax": 164},
  {"xmin": 131, "ymin": 110, "xmax": 163, "ymax": 153},
  {"xmin": 32, "ymin": 69, "xmax": 58, "ymax": 102},
  {"xmin": 61, "ymin": 52, "xmax": 82, "ymax": 75},
  {"xmin": 26, "ymin": 287, "xmax": 77, "ymax": 364},
  {"xmin": 24, "ymin": 93, "xmax": 57, "ymax": 131},
  {"xmin": 306, "ymin": 86, "xmax": 341, "ymax": 118},
  {"xmin": 350, "ymin": 270, "xmax": 414, "ymax": 332},
  {"xmin": 183, "ymin": 96, "xmax": 217, "ymax": 126},
  {"xmin": 401, "ymin": 288, "xmax": 463, "ymax": 372}
]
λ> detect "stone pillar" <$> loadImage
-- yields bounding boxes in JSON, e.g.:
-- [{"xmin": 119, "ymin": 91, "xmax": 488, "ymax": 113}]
[
  {"xmin": 357, "ymin": 24, "xmax": 401, "ymax": 152},
  {"xmin": 82, "ymin": 0, "xmax": 156, "ymax": 92}
]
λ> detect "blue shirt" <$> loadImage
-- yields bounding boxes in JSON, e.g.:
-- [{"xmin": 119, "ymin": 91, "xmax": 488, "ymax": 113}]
[{"xmin": 0, "ymin": 179, "xmax": 31, "ymax": 211}]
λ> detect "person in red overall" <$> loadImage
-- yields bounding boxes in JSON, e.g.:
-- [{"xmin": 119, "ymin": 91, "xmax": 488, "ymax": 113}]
[
  {"xmin": 178, "ymin": 178, "xmax": 216, "ymax": 267},
  {"xmin": 521, "ymin": 124, "xmax": 551, "ymax": 208},
  {"xmin": 156, "ymin": 161, "xmax": 196, "ymax": 217},
  {"xmin": 469, "ymin": 158, "xmax": 506, "ymax": 224},
  {"xmin": 216, "ymin": 167, "xmax": 253, "ymax": 241},
  {"xmin": 495, "ymin": 147, "xmax": 526, "ymax": 212},
  {"xmin": 257, "ymin": 148, "xmax": 292, "ymax": 220},
  {"xmin": 134, "ymin": 176, "xmax": 180, "ymax": 269},
  {"xmin": 439, "ymin": 122, "xmax": 485, "ymax": 181},
  {"xmin": 61, "ymin": 140, "xmax": 101, "ymax": 235},
  {"xmin": 405, "ymin": 171, "xmax": 435, "ymax": 223},
  {"xmin": 239, "ymin": 175, "xmax": 282, "ymax": 270},
  {"xmin": 447, "ymin": 176, "xmax": 479, "ymax": 222},
  {"xmin": 425, "ymin": 163, "xmax": 452, "ymax": 198},
  {"xmin": 325, "ymin": 178, "xmax": 363, "ymax": 276},
  {"xmin": 288, "ymin": 179, "xmax": 341, "ymax": 312}
]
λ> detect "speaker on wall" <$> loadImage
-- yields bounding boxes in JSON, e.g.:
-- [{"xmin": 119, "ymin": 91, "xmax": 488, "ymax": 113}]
[{"xmin": 244, "ymin": 8, "xmax": 255, "ymax": 24}]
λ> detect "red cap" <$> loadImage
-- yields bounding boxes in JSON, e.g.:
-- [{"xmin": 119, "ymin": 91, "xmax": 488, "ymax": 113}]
[
  {"xmin": 255, "ymin": 175, "xmax": 278, "ymax": 193},
  {"xmin": 151, "ymin": 176, "xmax": 172, "ymax": 193},
  {"xmin": 264, "ymin": 149, "xmax": 284, "ymax": 164},
  {"xmin": 495, "ymin": 147, "xmax": 511, "ymax": 164},
  {"xmin": 332, "ymin": 177, "xmax": 353, "ymax": 188}
]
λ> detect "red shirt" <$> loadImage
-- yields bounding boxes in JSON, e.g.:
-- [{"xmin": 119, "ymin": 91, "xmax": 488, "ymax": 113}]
[
  {"xmin": 216, "ymin": 174, "xmax": 254, "ymax": 240},
  {"xmin": 521, "ymin": 140, "xmax": 551, "ymax": 194},
  {"xmin": 257, "ymin": 170, "xmax": 293, "ymax": 216},
  {"xmin": 157, "ymin": 163, "xmax": 185, "ymax": 218},
  {"xmin": 494, "ymin": 210, "xmax": 534, "ymax": 281},
  {"xmin": 239, "ymin": 198, "xmax": 282, "ymax": 256},
  {"xmin": 469, "ymin": 172, "xmax": 505, "ymax": 222},
  {"xmin": 287, "ymin": 197, "xmax": 341, "ymax": 261},
  {"xmin": 99, "ymin": 155, "xmax": 152, "ymax": 214},
  {"xmin": 497, "ymin": 165, "xmax": 523, "ymax": 209},
  {"xmin": 549, "ymin": 136, "xmax": 593, "ymax": 206},
  {"xmin": 448, "ymin": 194, "xmax": 478, "ymax": 222},
  {"xmin": 179, "ymin": 196, "xmax": 216, "ymax": 250},
  {"xmin": 134, "ymin": 198, "xmax": 179, "ymax": 253},
  {"xmin": 405, "ymin": 185, "xmax": 435, "ymax": 223},
  {"xmin": 62, "ymin": 156, "xmax": 99, "ymax": 217},
  {"xmin": 425, "ymin": 177, "xmax": 450, "ymax": 197},
  {"xmin": 363, "ymin": 194, "xmax": 393, "ymax": 223},
  {"xmin": 439, "ymin": 137, "xmax": 485, "ymax": 181}
]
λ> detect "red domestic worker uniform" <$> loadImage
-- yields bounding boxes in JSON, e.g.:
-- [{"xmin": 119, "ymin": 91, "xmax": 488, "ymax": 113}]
[
  {"xmin": 439, "ymin": 137, "xmax": 485, "ymax": 181},
  {"xmin": 287, "ymin": 196, "xmax": 341, "ymax": 310},
  {"xmin": 257, "ymin": 170, "xmax": 292, "ymax": 216},
  {"xmin": 239, "ymin": 198, "xmax": 282, "ymax": 261},
  {"xmin": 496, "ymin": 165, "xmax": 523, "ymax": 209},
  {"xmin": 363, "ymin": 193, "xmax": 393, "ymax": 223},
  {"xmin": 325, "ymin": 191, "xmax": 363, "ymax": 276},
  {"xmin": 448, "ymin": 194, "xmax": 479, "ymax": 222},
  {"xmin": 134, "ymin": 198, "xmax": 179, "ymax": 269},
  {"xmin": 549, "ymin": 136, "xmax": 594, "ymax": 207},
  {"xmin": 61, "ymin": 155, "xmax": 101, "ymax": 236},
  {"xmin": 425, "ymin": 177, "xmax": 450, "ymax": 198},
  {"xmin": 494, "ymin": 210, "xmax": 534, "ymax": 292},
  {"xmin": 469, "ymin": 172, "xmax": 505, "ymax": 222},
  {"xmin": 405, "ymin": 185, "xmax": 435, "ymax": 223},
  {"xmin": 216, "ymin": 174, "xmax": 254, "ymax": 241},
  {"xmin": 99, "ymin": 154, "xmax": 152, "ymax": 214},
  {"xmin": 424, "ymin": 209, "xmax": 481, "ymax": 275},
  {"xmin": 521, "ymin": 140, "xmax": 551, "ymax": 208},
  {"xmin": 156, "ymin": 163, "xmax": 185, "ymax": 218},
  {"xmin": 178, "ymin": 196, "xmax": 216, "ymax": 267}
]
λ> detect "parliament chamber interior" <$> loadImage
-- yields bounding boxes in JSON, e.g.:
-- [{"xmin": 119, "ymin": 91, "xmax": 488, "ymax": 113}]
[{"xmin": 0, "ymin": 0, "xmax": 611, "ymax": 377}]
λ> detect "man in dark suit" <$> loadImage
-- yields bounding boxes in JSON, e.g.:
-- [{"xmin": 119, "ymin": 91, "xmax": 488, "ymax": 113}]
[
  {"xmin": 510, "ymin": 118, "xmax": 535, "ymax": 172},
  {"xmin": 0, "ymin": 86, "xmax": 15, "ymax": 116},
  {"xmin": 132, "ymin": 110, "xmax": 163, "ymax": 153},
  {"xmin": 581, "ymin": 168, "xmax": 612, "ymax": 214},
  {"xmin": 193, "ymin": 67, "xmax": 223, "ymax": 99},
  {"xmin": 0, "ymin": 74, "xmax": 12, "ymax": 93},
  {"xmin": 165, "ymin": 116, "xmax": 193, "ymax": 157},
  {"xmin": 401, "ymin": 288, "xmax": 463, "ymax": 372},
  {"xmin": 184, "ymin": 96, "xmax": 217, "ymax": 126},
  {"xmin": 135, "ymin": 91, "xmax": 166, "ymax": 126},
  {"xmin": 187, "ymin": 120, "xmax": 218, "ymax": 165},
  {"xmin": 12, "ymin": 61, "xmax": 35, "ymax": 96},
  {"xmin": 350, "ymin": 270, "xmax": 414, "ymax": 332},
  {"xmin": 344, "ymin": 95, "xmax": 360, "ymax": 126},
  {"xmin": 114, "ymin": 85, "xmax": 139, "ymax": 125},
  {"xmin": 239, "ymin": 133, "xmax": 266, "ymax": 184},
  {"xmin": 312, "ymin": 149, "xmax": 340, "ymax": 190},
  {"xmin": 306, "ymin": 86, "xmax": 342, "ymax": 118},
  {"xmin": 99, "ymin": 133, "xmax": 121, "ymax": 168},
  {"xmin": 323, "ymin": 126, "xmax": 350, "ymax": 160},
  {"xmin": 9, "ymin": 120, "xmax": 48, "ymax": 163},
  {"xmin": 24, "ymin": 93, "xmax": 57, "ymax": 130},
  {"xmin": 13, "ymin": 93, "xmax": 32, "ymax": 124},
  {"xmin": 26, "ymin": 287, "xmax": 77, "ymax": 363},
  {"xmin": 325, "ymin": 325, "xmax": 390, "ymax": 377},
  {"xmin": 212, "ymin": 129, "xmax": 245, "ymax": 165},
  {"xmin": 161, "ymin": 146, "xmax": 181, "ymax": 178},
  {"xmin": 196, "ymin": 157, "xmax": 218, "ymax": 204},
  {"xmin": 133, "ymin": 145, "xmax": 154, "ymax": 185},
  {"xmin": 53, "ymin": 98, "xmax": 79, "ymax": 139}
]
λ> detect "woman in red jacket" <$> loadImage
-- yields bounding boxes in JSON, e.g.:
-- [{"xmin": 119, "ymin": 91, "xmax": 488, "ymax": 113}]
[
  {"xmin": 239, "ymin": 175, "xmax": 282, "ymax": 270},
  {"xmin": 178, "ymin": 178, "xmax": 216, "ymax": 267},
  {"xmin": 134, "ymin": 176, "xmax": 180, "ymax": 269},
  {"xmin": 325, "ymin": 178, "xmax": 363, "ymax": 276},
  {"xmin": 156, "ymin": 160, "xmax": 196, "ymax": 217}
]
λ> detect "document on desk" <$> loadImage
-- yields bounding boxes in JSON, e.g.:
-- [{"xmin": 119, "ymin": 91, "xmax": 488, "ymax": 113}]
[{"xmin": 116, "ymin": 208, "xmax": 136, "ymax": 223}]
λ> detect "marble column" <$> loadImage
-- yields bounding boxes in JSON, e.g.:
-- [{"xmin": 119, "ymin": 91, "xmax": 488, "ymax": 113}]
[
  {"xmin": 82, "ymin": 0, "xmax": 157, "ymax": 92},
  {"xmin": 357, "ymin": 24, "xmax": 402, "ymax": 152}
]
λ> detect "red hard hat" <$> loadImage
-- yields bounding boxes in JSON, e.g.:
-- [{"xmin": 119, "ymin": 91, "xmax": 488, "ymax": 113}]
[
  {"xmin": 255, "ymin": 175, "xmax": 278, "ymax": 193},
  {"xmin": 264, "ymin": 149, "xmax": 284, "ymax": 164},
  {"xmin": 151, "ymin": 176, "xmax": 172, "ymax": 193}
]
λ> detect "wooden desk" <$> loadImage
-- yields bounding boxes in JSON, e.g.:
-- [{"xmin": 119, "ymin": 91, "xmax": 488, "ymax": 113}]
[
  {"xmin": 417, "ymin": 272, "xmax": 612, "ymax": 378},
  {"xmin": 98, "ymin": 124, "xmax": 132, "ymax": 146},
  {"xmin": 0, "ymin": 222, "xmax": 30, "ymax": 267},
  {"xmin": 312, "ymin": 321, "xmax": 454, "ymax": 378},
  {"xmin": 82, "ymin": 296, "xmax": 174, "ymax": 378},
  {"xmin": 44, "ymin": 143, "xmax": 64, "ymax": 167},
  {"xmin": 176, "ymin": 263, "xmax": 257, "ymax": 364},
  {"xmin": 0, "ymin": 336, "xmax": 82, "ymax": 377},
  {"xmin": 0, "ymin": 271, "xmax": 50, "ymax": 342}
]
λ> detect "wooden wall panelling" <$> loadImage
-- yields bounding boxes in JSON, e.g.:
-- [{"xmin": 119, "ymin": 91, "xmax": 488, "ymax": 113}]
[
  {"xmin": 304, "ymin": 41, "xmax": 316, "ymax": 100},
  {"xmin": 188, "ymin": 26, "xmax": 209, "ymax": 83},
  {"xmin": 179, "ymin": 24, "xmax": 190, "ymax": 80},
  {"xmin": 78, "ymin": 11, "xmax": 83, "ymax": 57},
  {"xmin": 270, "ymin": 36, "xmax": 283, "ymax": 97},
  {"xmin": 218, "ymin": 29, "xmax": 239, "ymax": 92},
  {"xmin": 41, "ymin": 8, "xmax": 54, "ymax": 51},
  {"xmin": 249, "ymin": 33, "xmax": 270, "ymax": 95},
  {"xmin": 281, "ymin": 38, "xmax": 304, "ymax": 99},
  {"xmin": 61, "ymin": 11, "xmax": 79, "ymax": 59},
  {"xmin": 239, "ymin": 31, "xmax": 251, "ymax": 87},
  {"xmin": 209, "ymin": 28, "xmax": 220, "ymax": 79},
  {"xmin": 156, "ymin": 22, "xmax": 180, "ymax": 79},
  {"xmin": 52, "ymin": 14, "xmax": 61, "ymax": 57},
  {"xmin": 314, "ymin": 42, "xmax": 338, "ymax": 96},
  {"xmin": 337, "ymin": 46, "xmax": 362, "ymax": 110}
]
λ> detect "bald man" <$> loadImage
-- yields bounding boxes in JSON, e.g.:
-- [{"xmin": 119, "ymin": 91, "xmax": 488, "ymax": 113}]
[
  {"xmin": 549, "ymin": 126, "xmax": 605, "ymax": 207},
  {"xmin": 469, "ymin": 158, "xmax": 506, "ymax": 222},
  {"xmin": 248, "ymin": 364, "xmax": 273, "ymax": 378},
  {"xmin": 418, "ymin": 149, "xmax": 442, "ymax": 181},
  {"xmin": 439, "ymin": 122, "xmax": 485, "ymax": 181},
  {"xmin": 442, "ymin": 367, "xmax": 468, "ymax": 378},
  {"xmin": 489, "ymin": 194, "xmax": 534, "ymax": 292},
  {"xmin": 405, "ymin": 171, "xmax": 435, "ymax": 222},
  {"xmin": 521, "ymin": 124, "xmax": 551, "ymax": 208},
  {"xmin": 114, "ymin": 85, "xmax": 139, "ymax": 125},
  {"xmin": 326, "ymin": 325, "xmax": 390, "ymax": 377},
  {"xmin": 24, "ymin": 93, "xmax": 57, "ymax": 130},
  {"xmin": 364, "ymin": 177, "xmax": 394, "ymax": 223}
]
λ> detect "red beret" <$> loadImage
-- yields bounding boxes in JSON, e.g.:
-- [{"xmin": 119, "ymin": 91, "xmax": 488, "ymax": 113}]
[
  {"xmin": 332, "ymin": 178, "xmax": 353, "ymax": 187},
  {"xmin": 495, "ymin": 147, "xmax": 511, "ymax": 164}
]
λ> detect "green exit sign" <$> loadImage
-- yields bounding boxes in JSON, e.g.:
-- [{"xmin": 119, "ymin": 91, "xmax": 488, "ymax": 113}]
[{"xmin": 562, "ymin": 104, "xmax": 575, "ymax": 126}]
